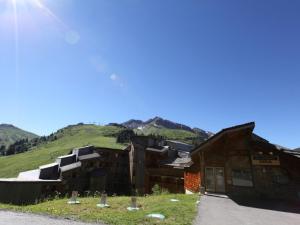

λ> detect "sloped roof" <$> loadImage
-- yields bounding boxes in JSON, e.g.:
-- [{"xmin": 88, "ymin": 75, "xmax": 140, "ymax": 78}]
[
  {"xmin": 17, "ymin": 169, "xmax": 40, "ymax": 180},
  {"xmin": 57, "ymin": 153, "xmax": 76, "ymax": 159},
  {"xmin": 162, "ymin": 157, "xmax": 193, "ymax": 168},
  {"xmin": 281, "ymin": 149, "xmax": 300, "ymax": 159},
  {"xmin": 190, "ymin": 122, "xmax": 300, "ymax": 161},
  {"xmin": 166, "ymin": 140, "xmax": 193, "ymax": 152},
  {"xmin": 78, "ymin": 152, "xmax": 100, "ymax": 161},
  {"xmin": 39, "ymin": 163, "xmax": 59, "ymax": 170},
  {"xmin": 0, "ymin": 178, "xmax": 61, "ymax": 183},
  {"xmin": 146, "ymin": 146, "xmax": 169, "ymax": 153},
  {"xmin": 60, "ymin": 161, "xmax": 82, "ymax": 173},
  {"xmin": 191, "ymin": 122, "xmax": 255, "ymax": 155}
]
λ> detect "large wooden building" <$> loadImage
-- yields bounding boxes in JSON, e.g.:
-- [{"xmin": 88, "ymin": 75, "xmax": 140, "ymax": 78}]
[
  {"xmin": 184, "ymin": 122, "xmax": 300, "ymax": 201},
  {"xmin": 0, "ymin": 146, "xmax": 131, "ymax": 204},
  {"xmin": 129, "ymin": 136, "xmax": 191, "ymax": 195},
  {"xmin": 0, "ymin": 122, "xmax": 299, "ymax": 204},
  {"xmin": 0, "ymin": 137, "xmax": 191, "ymax": 204}
]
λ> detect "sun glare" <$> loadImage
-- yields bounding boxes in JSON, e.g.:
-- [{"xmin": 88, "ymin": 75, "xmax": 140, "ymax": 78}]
[
  {"xmin": 9, "ymin": 0, "xmax": 43, "ymax": 7},
  {"xmin": 3, "ymin": 0, "xmax": 44, "ymax": 10},
  {"xmin": 0, "ymin": 0, "xmax": 80, "ymax": 44},
  {"xmin": 0, "ymin": 0, "xmax": 80, "ymax": 98},
  {"xmin": 1, "ymin": 0, "xmax": 64, "ymax": 24}
]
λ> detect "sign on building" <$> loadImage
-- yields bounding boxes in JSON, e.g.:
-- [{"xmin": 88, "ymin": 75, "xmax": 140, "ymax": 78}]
[{"xmin": 251, "ymin": 153, "xmax": 280, "ymax": 166}]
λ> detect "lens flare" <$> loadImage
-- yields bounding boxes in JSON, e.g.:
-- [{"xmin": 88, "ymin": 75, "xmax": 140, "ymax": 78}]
[
  {"xmin": 0, "ymin": 0, "xmax": 80, "ymax": 107},
  {"xmin": 1, "ymin": 0, "xmax": 80, "ymax": 44}
]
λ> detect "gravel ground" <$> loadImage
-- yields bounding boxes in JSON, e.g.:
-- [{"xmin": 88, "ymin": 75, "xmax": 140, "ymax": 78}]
[{"xmin": 0, "ymin": 211, "xmax": 105, "ymax": 225}]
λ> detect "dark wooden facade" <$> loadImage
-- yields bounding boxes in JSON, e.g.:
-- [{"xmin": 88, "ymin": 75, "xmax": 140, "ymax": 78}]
[
  {"xmin": 130, "ymin": 136, "xmax": 185, "ymax": 195},
  {"xmin": 61, "ymin": 147, "xmax": 131, "ymax": 195},
  {"xmin": 187, "ymin": 122, "xmax": 300, "ymax": 201}
]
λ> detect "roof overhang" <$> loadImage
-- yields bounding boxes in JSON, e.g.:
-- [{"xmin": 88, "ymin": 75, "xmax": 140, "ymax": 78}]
[
  {"xmin": 191, "ymin": 122, "xmax": 255, "ymax": 156},
  {"xmin": 146, "ymin": 146, "xmax": 169, "ymax": 153},
  {"xmin": 0, "ymin": 178, "xmax": 61, "ymax": 183},
  {"xmin": 78, "ymin": 153, "xmax": 100, "ymax": 161},
  {"xmin": 60, "ymin": 161, "xmax": 82, "ymax": 173}
]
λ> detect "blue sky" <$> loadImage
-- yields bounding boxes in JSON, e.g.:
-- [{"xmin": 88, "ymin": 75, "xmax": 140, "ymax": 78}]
[{"xmin": 0, "ymin": 0, "xmax": 299, "ymax": 148}]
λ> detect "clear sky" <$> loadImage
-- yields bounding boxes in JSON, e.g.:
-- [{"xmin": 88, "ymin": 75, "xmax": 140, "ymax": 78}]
[{"xmin": 0, "ymin": 0, "xmax": 299, "ymax": 148}]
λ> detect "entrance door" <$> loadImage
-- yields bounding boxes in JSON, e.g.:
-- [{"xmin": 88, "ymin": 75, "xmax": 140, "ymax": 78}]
[
  {"xmin": 205, "ymin": 168, "xmax": 215, "ymax": 192},
  {"xmin": 215, "ymin": 168, "xmax": 225, "ymax": 193},
  {"xmin": 205, "ymin": 167, "xmax": 225, "ymax": 193}
]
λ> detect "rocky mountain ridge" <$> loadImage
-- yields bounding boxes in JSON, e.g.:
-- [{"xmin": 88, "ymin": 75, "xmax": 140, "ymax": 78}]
[{"xmin": 122, "ymin": 116, "xmax": 212, "ymax": 136}]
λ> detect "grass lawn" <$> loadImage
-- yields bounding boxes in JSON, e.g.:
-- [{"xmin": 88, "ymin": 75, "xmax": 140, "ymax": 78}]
[{"xmin": 0, "ymin": 194, "xmax": 199, "ymax": 225}]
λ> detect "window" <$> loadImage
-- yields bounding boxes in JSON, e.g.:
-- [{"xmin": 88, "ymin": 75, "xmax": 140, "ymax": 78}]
[
  {"xmin": 232, "ymin": 169, "xmax": 253, "ymax": 187},
  {"xmin": 272, "ymin": 168, "xmax": 289, "ymax": 185}
]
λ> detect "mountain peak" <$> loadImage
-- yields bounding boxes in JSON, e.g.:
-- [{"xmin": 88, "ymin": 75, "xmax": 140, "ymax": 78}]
[
  {"xmin": 121, "ymin": 116, "xmax": 212, "ymax": 144},
  {"xmin": 152, "ymin": 116, "xmax": 163, "ymax": 121},
  {"xmin": 122, "ymin": 119, "xmax": 144, "ymax": 129},
  {"xmin": 144, "ymin": 116, "xmax": 163, "ymax": 124},
  {"xmin": 145, "ymin": 117, "xmax": 193, "ymax": 131},
  {"xmin": 0, "ymin": 124, "xmax": 39, "ymax": 149},
  {"xmin": 122, "ymin": 116, "xmax": 210, "ymax": 134},
  {"xmin": 0, "ymin": 124, "xmax": 16, "ymax": 128}
]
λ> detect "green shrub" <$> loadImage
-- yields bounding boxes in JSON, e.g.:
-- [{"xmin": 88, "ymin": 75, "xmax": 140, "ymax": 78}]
[{"xmin": 151, "ymin": 184, "xmax": 170, "ymax": 195}]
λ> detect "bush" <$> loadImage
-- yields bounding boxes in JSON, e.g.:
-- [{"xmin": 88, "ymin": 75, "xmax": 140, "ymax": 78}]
[{"xmin": 151, "ymin": 184, "xmax": 170, "ymax": 195}]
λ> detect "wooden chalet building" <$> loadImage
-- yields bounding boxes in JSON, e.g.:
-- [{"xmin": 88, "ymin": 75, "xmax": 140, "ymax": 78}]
[{"xmin": 184, "ymin": 122, "xmax": 300, "ymax": 201}]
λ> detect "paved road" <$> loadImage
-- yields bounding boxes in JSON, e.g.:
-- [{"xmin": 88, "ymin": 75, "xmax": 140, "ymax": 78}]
[
  {"xmin": 0, "ymin": 211, "xmax": 105, "ymax": 225},
  {"xmin": 194, "ymin": 195, "xmax": 300, "ymax": 225}
]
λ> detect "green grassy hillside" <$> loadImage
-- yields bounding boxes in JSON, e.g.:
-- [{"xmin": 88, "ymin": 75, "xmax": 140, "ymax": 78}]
[
  {"xmin": 134, "ymin": 125, "xmax": 199, "ymax": 144},
  {"xmin": 0, "ymin": 124, "xmax": 125, "ymax": 178},
  {"xmin": 0, "ymin": 124, "xmax": 38, "ymax": 148}
]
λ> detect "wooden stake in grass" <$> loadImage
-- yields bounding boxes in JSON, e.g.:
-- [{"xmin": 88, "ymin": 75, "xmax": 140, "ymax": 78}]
[
  {"xmin": 127, "ymin": 196, "xmax": 139, "ymax": 211},
  {"xmin": 97, "ymin": 192, "xmax": 110, "ymax": 208},
  {"xmin": 68, "ymin": 191, "xmax": 80, "ymax": 204}
]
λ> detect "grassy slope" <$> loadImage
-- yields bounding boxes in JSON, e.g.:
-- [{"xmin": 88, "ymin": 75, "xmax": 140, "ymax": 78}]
[
  {"xmin": 0, "ymin": 194, "xmax": 199, "ymax": 225},
  {"xmin": 0, "ymin": 125, "xmax": 38, "ymax": 148},
  {"xmin": 135, "ymin": 125, "xmax": 198, "ymax": 143},
  {"xmin": 0, "ymin": 125, "xmax": 125, "ymax": 178}
]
